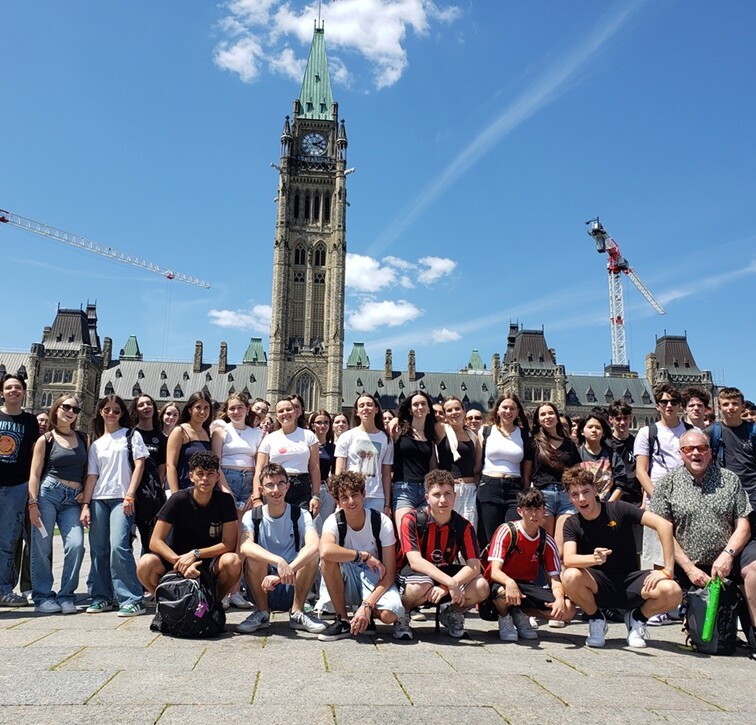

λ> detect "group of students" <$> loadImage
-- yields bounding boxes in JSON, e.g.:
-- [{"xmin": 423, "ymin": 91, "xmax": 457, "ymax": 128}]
[{"xmin": 1, "ymin": 373, "xmax": 755, "ymax": 653}]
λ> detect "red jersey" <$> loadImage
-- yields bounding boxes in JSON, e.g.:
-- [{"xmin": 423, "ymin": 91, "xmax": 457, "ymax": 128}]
[
  {"xmin": 485, "ymin": 521, "xmax": 560, "ymax": 582},
  {"xmin": 399, "ymin": 506, "xmax": 480, "ymax": 567}
]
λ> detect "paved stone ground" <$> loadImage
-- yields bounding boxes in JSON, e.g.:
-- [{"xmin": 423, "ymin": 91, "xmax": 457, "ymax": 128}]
[{"xmin": 1, "ymin": 535, "xmax": 755, "ymax": 724}]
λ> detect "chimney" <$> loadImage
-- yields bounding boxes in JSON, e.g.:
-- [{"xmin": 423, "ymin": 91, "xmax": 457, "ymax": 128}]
[
  {"xmin": 408, "ymin": 350, "xmax": 416, "ymax": 382},
  {"xmin": 492, "ymin": 353, "xmax": 500, "ymax": 386},
  {"xmin": 645, "ymin": 352, "xmax": 656, "ymax": 388},
  {"xmin": 193, "ymin": 341, "xmax": 203, "ymax": 373},
  {"xmin": 219, "ymin": 342, "xmax": 228, "ymax": 374},
  {"xmin": 385, "ymin": 349, "xmax": 393, "ymax": 380},
  {"xmin": 102, "ymin": 337, "xmax": 112, "ymax": 369}
]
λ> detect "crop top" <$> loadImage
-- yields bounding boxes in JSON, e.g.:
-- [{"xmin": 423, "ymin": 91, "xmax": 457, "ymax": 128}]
[{"xmin": 45, "ymin": 433, "xmax": 87, "ymax": 484}]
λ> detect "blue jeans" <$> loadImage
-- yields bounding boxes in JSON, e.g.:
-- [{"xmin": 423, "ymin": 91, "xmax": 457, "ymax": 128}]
[
  {"xmin": 31, "ymin": 476, "xmax": 85, "ymax": 605},
  {"xmin": 0, "ymin": 482, "xmax": 27, "ymax": 593},
  {"xmin": 222, "ymin": 468, "xmax": 254, "ymax": 511},
  {"xmin": 89, "ymin": 499, "xmax": 142, "ymax": 607},
  {"xmin": 392, "ymin": 481, "xmax": 426, "ymax": 510}
]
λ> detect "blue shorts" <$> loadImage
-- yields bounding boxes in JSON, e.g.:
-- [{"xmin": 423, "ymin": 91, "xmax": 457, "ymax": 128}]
[
  {"xmin": 392, "ymin": 481, "xmax": 425, "ymax": 510},
  {"xmin": 540, "ymin": 483, "xmax": 576, "ymax": 517},
  {"xmin": 223, "ymin": 468, "xmax": 254, "ymax": 511}
]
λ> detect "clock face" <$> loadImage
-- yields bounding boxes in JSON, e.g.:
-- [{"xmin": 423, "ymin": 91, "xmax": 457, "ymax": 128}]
[{"xmin": 301, "ymin": 132, "xmax": 327, "ymax": 156}]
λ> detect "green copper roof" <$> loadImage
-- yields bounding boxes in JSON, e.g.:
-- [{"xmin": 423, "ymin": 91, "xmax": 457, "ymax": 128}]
[
  {"xmin": 346, "ymin": 342, "xmax": 370, "ymax": 369},
  {"xmin": 298, "ymin": 25, "xmax": 333, "ymax": 120},
  {"xmin": 120, "ymin": 335, "xmax": 142, "ymax": 361},
  {"xmin": 243, "ymin": 338, "xmax": 267, "ymax": 364},
  {"xmin": 467, "ymin": 349, "xmax": 485, "ymax": 371}
]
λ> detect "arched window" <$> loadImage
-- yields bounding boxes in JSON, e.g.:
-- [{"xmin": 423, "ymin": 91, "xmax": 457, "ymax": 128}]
[
  {"xmin": 294, "ymin": 372, "xmax": 316, "ymax": 411},
  {"xmin": 323, "ymin": 195, "xmax": 331, "ymax": 223},
  {"xmin": 104, "ymin": 382, "xmax": 115, "ymax": 395},
  {"xmin": 294, "ymin": 245, "xmax": 307, "ymax": 266},
  {"xmin": 132, "ymin": 384, "xmax": 142, "ymax": 397},
  {"xmin": 313, "ymin": 194, "xmax": 320, "ymax": 222},
  {"xmin": 293, "ymin": 193, "xmax": 300, "ymax": 218},
  {"xmin": 160, "ymin": 384, "xmax": 170, "ymax": 398},
  {"xmin": 314, "ymin": 246, "xmax": 326, "ymax": 266},
  {"xmin": 174, "ymin": 385, "xmax": 183, "ymax": 399},
  {"xmin": 304, "ymin": 194, "xmax": 311, "ymax": 220}
]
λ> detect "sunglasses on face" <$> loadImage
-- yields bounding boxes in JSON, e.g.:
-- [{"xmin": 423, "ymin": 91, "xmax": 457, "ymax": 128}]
[
  {"xmin": 680, "ymin": 444, "xmax": 710, "ymax": 454},
  {"xmin": 658, "ymin": 399, "xmax": 680, "ymax": 406},
  {"xmin": 60, "ymin": 403, "xmax": 81, "ymax": 414}
]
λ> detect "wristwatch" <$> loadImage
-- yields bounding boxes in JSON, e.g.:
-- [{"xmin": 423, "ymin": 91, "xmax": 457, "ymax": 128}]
[
  {"xmin": 192, "ymin": 548, "xmax": 201, "ymax": 560},
  {"xmin": 723, "ymin": 547, "xmax": 736, "ymax": 557}
]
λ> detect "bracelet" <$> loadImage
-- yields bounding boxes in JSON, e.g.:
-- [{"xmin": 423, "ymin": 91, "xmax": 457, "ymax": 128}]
[
  {"xmin": 27, "ymin": 499, "xmax": 39, "ymax": 508},
  {"xmin": 353, "ymin": 550, "xmax": 361, "ymax": 563},
  {"xmin": 361, "ymin": 600, "xmax": 374, "ymax": 611},
  {"xmin": 661, "ymin": 569, "xmax": 673, "ymax": 579},
  {"xmin": 311, "ymin": 494, "xmax": 320, "ymax": 501},
  {"xmin": 124, "ymin": 496, "xmax": 135, "ymax": 503}
]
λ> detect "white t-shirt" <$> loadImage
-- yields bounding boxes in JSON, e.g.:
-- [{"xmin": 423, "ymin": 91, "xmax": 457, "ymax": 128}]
[
  {"xmin": 88, "ymin": 428, "xmax": 148, "ymax": 499},
  {"xmin": 482, "ymin": 426, "xmax": 524, "ymax": 476},
  {"xmin": 241, "ymin": 503, "xmax": 313, "ymax": 563},
  {"xmin": 633, "ymin": 421, "xmax": 689, "ymax": 482},
  {"xmin": 322, "ymin": 509, "xmax": 396, "ymax": 559},
  {"xmin": 258, "ymin": 427, "xmax": 318, "ymax": 474},
  {"xmin": 335, "ymin": 428, "xmax": 394, "ymax": 500},
  {"xmin": 218, "ymin": 422, "xmax": 263, "ymax": 468}
]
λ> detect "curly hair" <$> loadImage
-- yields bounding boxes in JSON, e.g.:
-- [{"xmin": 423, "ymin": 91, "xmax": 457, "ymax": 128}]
[
  {"xmin": 424, "ymin": 469, "xmax": 455, "ymax": 493},
  {"xmin": 327, "ymin": 470, "xmax": 366, "ymax": 501},
  {"xmin": 561, "ymin": 465, "xmax": 596, "ymax": 492}
]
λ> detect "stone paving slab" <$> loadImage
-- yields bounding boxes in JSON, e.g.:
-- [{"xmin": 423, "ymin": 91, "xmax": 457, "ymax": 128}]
[
  {"xmin": 0, "ymin": 670, "xmax": 115, "ymax": 705},
  {"xmin": 0, "ymin": 705, "xmax": 165, "ymax": 724},
  {"xmin": 158, "ymin": 704, "xmax": 335, "ymax": 724}
]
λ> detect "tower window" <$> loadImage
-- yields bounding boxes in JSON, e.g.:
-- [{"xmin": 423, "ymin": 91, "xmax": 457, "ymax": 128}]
[
  {"xmin": 306, "ymin": 102, "xmax": 314, "ymax": 112},
  {"xmin": 323, "ymin": 195, "xmax": 331, "ymax": 223},
  {"xmin": 294, "ymin": 245, "xmax": 306, "ymax": 266},
  {"xmin": 314, "ymin": 246, "xmax": 326, "ymax": 266},
  {"xmin": 63, "ymin": 370, "xmax": 73, "ymax": 383},
  {"xmin": 320, "ymin": 103, "xmax": 327, "ymax": 113},
  {"xmin": 293, "ymin": 193, "xmax": 300, "ymax": 218},
  {"xmin": 304, "ymin": 194, "xmax": 311, "ymax": 220},
  {"xmin": 313, "ymin": 194, "xmax": 320, "ymax": 222}
]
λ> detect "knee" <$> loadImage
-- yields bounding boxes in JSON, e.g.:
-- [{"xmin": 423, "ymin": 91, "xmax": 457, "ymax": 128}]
[
  {"xmin": 220, "ymin": 553, "xmax": 242, "ymax": 578},
  {"xmin": 659, "ymin": 580, "xmax": 682, "ymax": 607},
  {"xmin": 472, "ymin": 576, "xmax": 490, "ymax": 602},
  {"xmin": 561, "ymin": 567, "xmax": 581, "ymax": 590},
  {"xmin": 320, "ymin": 557, "xmax": 339, "ymax": 574}
]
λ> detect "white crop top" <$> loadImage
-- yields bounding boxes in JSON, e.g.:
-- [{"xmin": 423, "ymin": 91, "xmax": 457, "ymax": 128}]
[
  {"xmin": 219, "ymin": 422, "xmax": 263, "ymax": 468},
  {"xmin": 482, "ymin": 426, "xmax": 524, "ymax": 477}
]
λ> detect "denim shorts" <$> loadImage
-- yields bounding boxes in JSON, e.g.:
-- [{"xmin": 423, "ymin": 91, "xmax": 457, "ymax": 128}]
[
  {"xmin": 392, "ymin": 481, "xmax": 426, "ymax": 510},
  {"xmin": 540, "ymin": 483, "xmax": 576, "ymax": 517},
  {"xmin": 222, "ymin": 468, "xmax": 254, "ymax": 510}
]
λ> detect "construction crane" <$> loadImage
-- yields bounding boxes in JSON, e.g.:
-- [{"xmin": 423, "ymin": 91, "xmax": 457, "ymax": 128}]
[
  {"xmin": 0, "ymin": 208, "xmax": 211, "ymax": 289},
  {"xmin": 586, "ymin": 217, "xmax": 664, "ymax": 368}
]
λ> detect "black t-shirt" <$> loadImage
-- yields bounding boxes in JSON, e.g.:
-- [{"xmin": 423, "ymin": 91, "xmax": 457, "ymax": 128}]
[
  {"xmin": 707, "ymin": 422, "xmax": 756, "ymax": 503},
  {"xmin": 562, "ymin": 500, "xmax": 644, "ymax": 575},
  {"xmin": 136, "ymin": 428, "xmax": 167, "ymax": 468},
  {"xmin": 318, "ymin": 441, "xmax": 336, "ymax": 482},
  {"xmin": 526, "ymin": 437, "xmax": 581, "ymax": 488},
  {"xmin": 611, "ymin": 434, "xmax": 640, "ymax": 504},
  {"xmin": 157, "ymin": 488, "xmax": 237, "ymax": 555},
  {"xmin": 0, "ymin": 410, "xmax": 38, "ymax": 486},
  {"xmin": 393, "ymin": 434, "xmax": 434, "ymax": 482}
]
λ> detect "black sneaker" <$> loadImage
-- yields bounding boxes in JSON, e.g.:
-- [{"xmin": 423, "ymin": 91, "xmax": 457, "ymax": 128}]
[{"xmin": 318, "ymin": 618, "xmax": 351, "ymax": 642}]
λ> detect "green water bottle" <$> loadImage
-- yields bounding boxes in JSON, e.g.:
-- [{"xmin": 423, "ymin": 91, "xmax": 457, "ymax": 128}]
[{"xmin": 701, "ymin": 576, "xmax": 722, "ymax": 643}]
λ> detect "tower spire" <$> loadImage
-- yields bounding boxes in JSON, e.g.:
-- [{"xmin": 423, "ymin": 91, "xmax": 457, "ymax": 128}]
[{"xmin": 298, "ymin": 23, "xmax": 333, "ymax": 120}]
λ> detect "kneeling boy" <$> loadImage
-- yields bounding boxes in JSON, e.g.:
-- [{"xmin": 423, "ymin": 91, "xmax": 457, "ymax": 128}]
[
  {"xmin": 318, "ymin": 471, "xmax": 404, "ymax": 641},
  {"xmin": 137, "ymin": 451, "xmax": 241, "ymax": 602},
  {"xmin": 487, "ymin": 488, "xmax": 575, "ymax": 641},
  {"xmin": 560, "ymin": 466, "xmax": 681, "ymax": 649},
  {"xmin": 396, "ymin": 470, "xmax": 489, "ymax": 639},
  {"xmin": 236, "ymin": 463, "xmax": 326, "ymax": 634}
]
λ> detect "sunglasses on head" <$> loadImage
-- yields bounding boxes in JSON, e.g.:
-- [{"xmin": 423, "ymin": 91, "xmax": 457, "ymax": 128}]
[{"xmin": 60, "ymin": 403, "xmax": 81, "ymax": 414}]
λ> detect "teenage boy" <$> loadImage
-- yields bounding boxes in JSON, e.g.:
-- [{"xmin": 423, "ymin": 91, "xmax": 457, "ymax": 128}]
[
  {"xmin": 681, "ymin": 386, "xmax": 709, "ymax": 429},
  {"xmin": 0, "ymin": 374, "xmax": 38, "ymax": 606},
  {"xmin": 487, "ymin": 488, "xmax": 575, "ymax": 641},
  {"xmin": 561, "ymin": 466, "xmax": 681, "ymax": 649},
  {"xmin": 236, "ymin": 463, "xmax": 326, "ymax": 635},
  {"xmin": 396, "ymin": 470, "xmax": 489, "ymax": 639},
  {"xmin": 607, "ymin": 401, "xmax": 641, "ymax": 506},
  {"xmin": 137, "ymin": 451, "xmax": 241, "ymax": 601},
  {"xmin": 317, "ymin": 470, "xmax": 403, "ymax": 641}
]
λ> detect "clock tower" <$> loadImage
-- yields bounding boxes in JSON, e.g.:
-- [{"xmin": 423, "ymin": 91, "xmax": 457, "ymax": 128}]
[{"xmin": 267, "ymin": 22, "xmax": 348, "ymax": 413}]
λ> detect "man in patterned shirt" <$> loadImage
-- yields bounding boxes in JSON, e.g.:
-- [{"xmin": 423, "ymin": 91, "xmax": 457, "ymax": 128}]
[{"xmin": 651, "ymin": 430, "xmax": 756, "ymax": 657}]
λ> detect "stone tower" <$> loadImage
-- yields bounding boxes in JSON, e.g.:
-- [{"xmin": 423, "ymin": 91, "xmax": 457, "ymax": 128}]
[{"xmin": 267, "ymin": 22, "xmax": 348, "ymax": 413}]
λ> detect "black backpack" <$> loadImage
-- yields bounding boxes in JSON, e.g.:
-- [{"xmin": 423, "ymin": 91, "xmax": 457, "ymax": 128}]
[
  {"xmin": 150, "ymin": 568, "xmax": 226, "ymax": 638},
  {"xmin": 336, "ymin": 508, "xmax": 383, "ymax": 562},
  {"xmin": 250, "ymin": 504, "xmax": 302, "ymax": 551},
  {"xmin": 684, "ymin": 579, "xmax": 741, "ymax": 655},
  {"xmin": 127, "ymin": 429, "xmax": 167, "ymax": 525}
]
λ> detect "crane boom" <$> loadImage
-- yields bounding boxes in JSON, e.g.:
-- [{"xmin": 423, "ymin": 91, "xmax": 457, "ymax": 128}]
[
  {"xmin": 586, "ymin": 217, "xmax": 664, "ymax": 368},
  {"xmin": 0, "ymin": 208, "xmax": 211, "ymax": 289}
]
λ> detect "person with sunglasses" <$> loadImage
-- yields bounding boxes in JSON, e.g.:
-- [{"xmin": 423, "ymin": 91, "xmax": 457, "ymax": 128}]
[
  {"xmin": 650, "ymin": 430, "xmax": 756, "ymax": 659},
  {"xmin": 27, "ymin": 396, "xmax": 88, "ymax": 613}
]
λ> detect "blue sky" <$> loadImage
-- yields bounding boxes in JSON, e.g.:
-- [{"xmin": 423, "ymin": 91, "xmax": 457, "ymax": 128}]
[{"xmin": 2, "ymin": 1, "xmax": 754, "ymax": 394}]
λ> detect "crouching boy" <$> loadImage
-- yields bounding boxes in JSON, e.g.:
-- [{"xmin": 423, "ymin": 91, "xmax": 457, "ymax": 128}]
[
  {"xmin": 317, "ymin": 471, "xmax": 404, "ymax": 641},
  {"xmin": 487, "ymin": 488, "xmax": 575, "ymax": 641}
]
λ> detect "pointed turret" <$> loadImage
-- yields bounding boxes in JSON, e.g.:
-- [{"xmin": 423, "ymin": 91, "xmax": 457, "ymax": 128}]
[{"xmin": 298, "ymin": 23, "xmax": 333, "ymax": 120}]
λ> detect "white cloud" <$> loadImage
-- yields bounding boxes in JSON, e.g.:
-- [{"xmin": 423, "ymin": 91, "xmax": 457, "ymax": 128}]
[
  {"xmin": 208, "ymin": 303, "xmax": 272, "ymax": 332},
  {"xmin": 346, "ymin": 253, "xmax": 396, "ymax": 292},
  {"xmin": 418, "ymin": 256, "xmax": 456, "ymax": 284},
  {"xmin": 268, "ymin": 47, "xmax": 306, "ymax": 81},
  {"xmin": 383, "ymin": 255, "xmax": 415, "ymax": 270},
  {"xmin": 432, "ymin": 327, "xmax": 460, "ymax": 343},
  {"xmin": 347, "ymin": 299, "xmax": 421, "ymax": 331},
  {"xmin": 214, "ymin": 0, "xmax": 460, "ymax": 89}
]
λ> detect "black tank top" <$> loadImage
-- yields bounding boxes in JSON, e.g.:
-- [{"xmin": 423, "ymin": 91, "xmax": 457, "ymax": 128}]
[
  {"xmin": 437, "ymin": 436, "xmax": 476, "ymax": 478},
  {"xmin": 393, "ymin": 434, "xmax": 433, "ymax": 482}
]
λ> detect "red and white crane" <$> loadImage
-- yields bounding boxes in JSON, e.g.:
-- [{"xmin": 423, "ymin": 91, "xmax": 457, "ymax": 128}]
[
  {"xmin": 0, "ymin": 207, "xmax": 211, "ymax": 289},
  {"xmin": 586, "ymin": 217, "xmax": 664, "ymax": 368}
]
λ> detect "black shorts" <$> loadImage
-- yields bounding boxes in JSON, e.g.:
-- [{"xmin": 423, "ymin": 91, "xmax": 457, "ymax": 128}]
[
  {"xmin": 587, "ymin": 568, "xmax": 650, "ymax": 610},
  {"xmin": 396, "ymin": 563, "xmax": 464, "ymax": 597},
  {"xmin": 490, "ymin": 580, "xmax": 555, "ymax": 612},
  {"xmin": 156, "ymin": 554, "xmax": 219, "ymax": 581}
]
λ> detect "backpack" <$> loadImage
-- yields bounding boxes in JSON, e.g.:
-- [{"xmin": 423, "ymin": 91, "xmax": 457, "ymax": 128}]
[
  {"xmin": 42, "ymin": 430, "xmax": 88, "ymax": 477},
  {"xmin": 478, "ymin": 522, "xmax": 548, "ymax": 622},
  {"xmin": 684, "ymin": 579, "xmax": 741, "ymax": 655},
  {"xmin": 709, "ymin": 421, "xmax": 756, "ymax": 468},
  {"xmin": 250, "ymin": 504, "xmax": 302, "ymax": 552},
  {"xmin": 646, "ymin": 421, "xmax": 693, "ymax": 475},
  {"xmin": 127, "ymin": 429, "xmax": 167, "ymax": 525},
  {"xmin": 336, "ymin": 508, "xmax": 383, "ymax": 562},
  {"xmin": 150, "ymin": 568, "xmax": 226, "ymax": 638}
]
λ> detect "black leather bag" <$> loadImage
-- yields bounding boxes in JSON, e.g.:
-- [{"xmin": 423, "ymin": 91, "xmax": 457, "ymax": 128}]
[{"xmin": 150, "ymin": 569, "xmax": 225, "ymax": 638}]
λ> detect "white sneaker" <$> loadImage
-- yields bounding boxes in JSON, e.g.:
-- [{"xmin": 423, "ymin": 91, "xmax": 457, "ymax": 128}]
[
  {"xmin": 511, "ymin": 607, "xmax": 538, "ymax": 640},
  {"xmin": 498, "ymin": 614, "xmax": 518, "ymax": 642},
  {"xmin": 548, "ymin": 619, "xmax": 566, "ymax": 628},
  {"xmin": 290, "ymin": 609, "xmax": 327, "ymax": 634},
  {"xmin": 35, "ymin": 599, "xmax": 62, "ymax": 614},
  {"xmin": 586, "ymin": 615, "xmax": 608, "ymax": 648},
  {"xmin": 392, "ymin": 615, "xmax": 414, "ymax": 640},
  {"xmin": 228, "ymin": 592, "xmax": 253, "ymax": 609},
  {"xmin": 222, "ymin": 595, "xmax": 231, "ymax": 611},
  {"xmin": 236, "ymin": 610, "xmax": 270, "ymax": 634},
  {"xmin": 60, "ymin": 601, "xmax": 78, "ymax": 615},
  {"xmin": 439, "ymin": 605, "xmax": 465, "ymax": 638},
  {"xmin": 625, "ymin": 610, "xmax": 648, "ymax": 648}
]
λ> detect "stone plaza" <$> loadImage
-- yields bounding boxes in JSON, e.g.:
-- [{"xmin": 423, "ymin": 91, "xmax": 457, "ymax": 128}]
[{"xmin": 1, "ymin": 534, "xmax": 754, "ymax": 724}]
